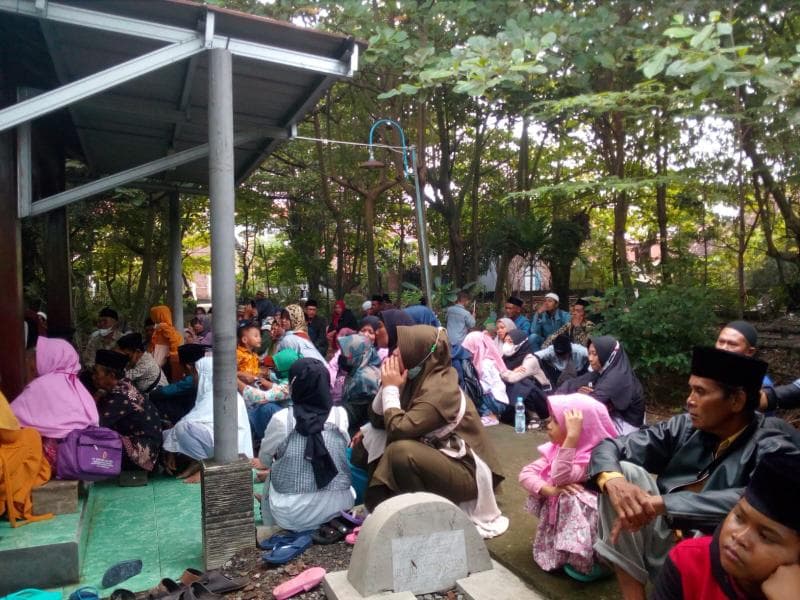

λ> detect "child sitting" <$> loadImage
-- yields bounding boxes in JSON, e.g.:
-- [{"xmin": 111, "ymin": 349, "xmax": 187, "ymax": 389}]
[
  {"xmin": 652, "ymin": 451, "xmax": 800, "ymax": 600},
  {"xmin": 519, "ymin": 393, "xmax": 617, "ymax": 579}
]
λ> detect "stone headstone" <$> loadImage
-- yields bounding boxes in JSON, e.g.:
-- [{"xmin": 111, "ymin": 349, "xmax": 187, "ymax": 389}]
[{"xmin": 347, "ymin": 492, "xmax": 492, "ymax": 596}]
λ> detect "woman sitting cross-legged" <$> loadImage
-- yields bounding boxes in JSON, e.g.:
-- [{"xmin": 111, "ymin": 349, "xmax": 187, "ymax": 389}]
[
  {"xmin": 12, "ymin": 336, "xmax": 100, "ymax": 471},
  {"xmin": 519, "ymin": 393, "xmax": 618, "ymax": 580},
  {"xmin": 92, "ymin": 349, "xmax": 162, "ymax": 473},
  {"xmin": 557, "ymin": 335, "xmax": 644, "ymax": 434},
  {"xmin": 162, "ymin": 356, "xmax": 253, "ymax": 482},
  {"xmin": 258, "ymin": 358, "xmax": 353, "ymax": 532},
  {"xmin": 365, "ymin": 325, "xmax": 508, "ymax": 538},
  {"xmin": 500, "ymin": 329, "xmax": 551, "ymax": 428}
]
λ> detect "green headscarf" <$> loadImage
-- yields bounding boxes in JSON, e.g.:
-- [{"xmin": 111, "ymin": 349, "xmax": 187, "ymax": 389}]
[{"xmin": 272, "ymin": 348, "xmax": 301, "ymax": 382}]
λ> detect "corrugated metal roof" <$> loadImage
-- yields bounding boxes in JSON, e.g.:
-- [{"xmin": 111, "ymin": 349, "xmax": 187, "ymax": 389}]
[{"xmin": 2, "ymin": 0, "xmax": 359, "ymax": 193}]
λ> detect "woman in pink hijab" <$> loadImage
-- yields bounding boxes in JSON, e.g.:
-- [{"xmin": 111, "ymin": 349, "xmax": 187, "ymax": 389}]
[
  {"xmin": 461, "ymin": 331, "xmax": 509, "ymax": 426},
  {"xmin": 518, "ymin": 393, "xmax": 617, "ymax": 580},
  {"xmin": 12, "ymin": 337, "xmax": 99, "ymax": 469}
]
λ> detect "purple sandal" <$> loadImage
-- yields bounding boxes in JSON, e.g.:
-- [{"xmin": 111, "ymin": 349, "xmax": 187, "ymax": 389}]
[{"xmin": 338, "ymin": 510, "xmax": 364, "ymax": 527}]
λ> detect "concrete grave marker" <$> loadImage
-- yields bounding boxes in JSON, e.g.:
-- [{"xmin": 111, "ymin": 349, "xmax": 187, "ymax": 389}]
[{"xmin": 346, "ymin": 492, "xmax": 492, "ymax": 596}]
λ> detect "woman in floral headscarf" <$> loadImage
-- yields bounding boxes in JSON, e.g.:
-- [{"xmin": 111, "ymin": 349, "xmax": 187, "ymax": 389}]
[{"xmin": 339, "ymin": 334, "xmax": 382, "ymax": 435}]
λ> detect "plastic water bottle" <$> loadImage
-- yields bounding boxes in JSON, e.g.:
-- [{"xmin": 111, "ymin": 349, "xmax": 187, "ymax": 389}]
[{"xmin": 514, "ymin": 397, "xmax": 526, "ymax": 434}]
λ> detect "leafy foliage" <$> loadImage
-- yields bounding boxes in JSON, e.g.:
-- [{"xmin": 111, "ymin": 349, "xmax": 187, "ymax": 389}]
[{"xmin": 596, "ymin": 285, "xmax": 718, "ymax": 378}]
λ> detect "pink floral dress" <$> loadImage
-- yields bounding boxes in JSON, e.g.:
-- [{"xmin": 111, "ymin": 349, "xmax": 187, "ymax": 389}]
[{"xmin": 519, "ymin": 447, "xmax": 601, "ymax": 574}]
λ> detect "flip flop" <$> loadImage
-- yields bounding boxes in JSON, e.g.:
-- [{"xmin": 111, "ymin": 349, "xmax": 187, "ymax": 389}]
[
  {"xmin": 178, "ymin": 568, "xmax": 248, "ymax": 594},
  {"xmin": 262, "ymin": 534, "xmax": 313, "ymax": 565},
  {"xmin": 101, "ymin": 559, "xmax": 143, "ymax": 589},
  {"xmin": 258, "ymin": 530, "xmax": 314, "ymax": 551},
  {"xmin": 563, "ymin": 563, "xmax": 613, "ymax": 582},
  {"xmin": 185, "ymin": 583, "xmax": 223, "ymax": 600},
  {"xmin": 67, "ymin": 588, "xmax": 99, "ymax": 600},
  {"xmin": 147, "ymin": 578, "xmax": 182, "ymax": 600},
  {"xmin": 345, "ymin": 526, "xmax": 361, "ymax": 545},
  {"xmin": 311, "ymin": 524, "xmax": 343, "ymax": 545},
  {"xmin": 338, "ymin": 510, "xmax": 365, "ymax": 527},
  {"xmin": 272, "ymin": 567, "xmax": 326, "ymax": 600}
]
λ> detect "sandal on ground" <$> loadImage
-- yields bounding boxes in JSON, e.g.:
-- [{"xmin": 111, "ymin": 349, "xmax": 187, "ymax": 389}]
[
  {"xmin": 179, "ymin": 568, "xmax": 248, "ymax": 594},
  {"xmin": 338, "ymin": 509, "xmax": 364, "ymax": 527},
  {"xmin": 262, "ymin": 534, "xmax": 313, "ymax": 565},
  {"xmin": 481, "ymin": 414, "xmax": 500, "ymax": 427},
  {"xmin": 68, "ymin": 588, "xmax": 99, "ymax": 600},
  {"xmin": 313, "ymin": 517, "xmax": 352, "ymax": 544},
  {"xmin": 563, "ymin": 563, "xmax": 613, "ymax": 582},
  {"xmin": 109, "ymin": 590, "xmax": 135, "ymax": 600},
  {"xmin": 147, "ymin": 578, "xmax": 182, "ymax": 600},
  {"xmin": 311, "ymin": 524, "xmax": 345, "ymax": 545},
  {"xmin": 101, "ymin": 559, "xmax": 143, "ymax": 589},
  {"xmin": 258, "ymin": 530, "xmax": 314, "ymax": 551},
  {"xmin": 345, "ymin": 526, "xmax": 361, "ymax": 545},
  {"xmin": 272, "ymin": 567, "xmax": 326, "ymax": 600},
  {"xmin": 182, "ymin": 583, "xmax": 223, "ymax": 600}
]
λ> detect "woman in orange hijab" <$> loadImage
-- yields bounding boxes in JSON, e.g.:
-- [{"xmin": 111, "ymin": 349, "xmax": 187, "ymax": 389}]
[
  {"xmin": 0, "ymin": 390, "xmax": 52, "ymax": 527},
  {"xmin": 149, "ymin": 305, "xmax": 184, "ymax": 381}
]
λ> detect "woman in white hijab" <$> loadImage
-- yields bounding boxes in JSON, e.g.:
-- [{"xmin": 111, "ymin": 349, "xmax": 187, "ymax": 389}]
[{"xmin": 162, "ymin": 356, "xmax": 253, "ymax": 482}]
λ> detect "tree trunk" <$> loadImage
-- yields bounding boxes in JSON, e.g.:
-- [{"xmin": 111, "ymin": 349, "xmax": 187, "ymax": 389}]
[
  {"xmin": 654, "ymin": 115, "xmax": 670, "ymax": 283},
  {"xmin": 364, "ymin": 191, "xmax": 378, "ymax": 294}
]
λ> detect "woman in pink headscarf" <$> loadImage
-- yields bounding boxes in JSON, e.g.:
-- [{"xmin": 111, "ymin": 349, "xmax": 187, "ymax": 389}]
[
  {"xmin": 461, "ymin": 331, "xmax": 509, "ymax": 426},
  {"xmin": 11, "ymin": 337, "xmax": 99, "ymax": 469},
  {"xmin": 518, "ymin": 393, "xmax": 617, "ymax": 580}
]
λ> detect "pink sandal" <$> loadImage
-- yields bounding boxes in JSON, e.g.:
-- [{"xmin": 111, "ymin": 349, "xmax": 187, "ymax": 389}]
[
  {"xmin": 272, "ymin": 567, "xmax": 326, "ymax": 600},
  {"xmin": 345, "ymin": 526, "xmax": 361, "ymax": 545}
]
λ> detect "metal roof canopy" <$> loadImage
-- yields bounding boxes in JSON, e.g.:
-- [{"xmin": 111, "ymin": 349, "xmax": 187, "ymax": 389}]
[{"xmin": 0, "ymin": 0, "xmax": 359, "ymax": 218}]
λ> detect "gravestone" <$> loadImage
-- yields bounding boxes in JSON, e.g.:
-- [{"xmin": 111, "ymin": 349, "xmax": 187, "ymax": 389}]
[{"xmin": 346, "ymin": 492, "xmax": 492, "ymax": 596}]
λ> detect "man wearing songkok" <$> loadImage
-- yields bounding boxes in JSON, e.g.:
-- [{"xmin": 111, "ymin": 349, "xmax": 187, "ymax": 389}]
[
  {"xmin": 504, "ymin": 296, "xmax": 530, "ymax": 335},
  {"xmin": 588, "ymin": 346, "xmax": 799, "ymax": 600},
  {"xmin": 653, "ymin": 452, "xmax": 800, "ymax": 600},
  {"xmin": 715, "ymin": 319, "xmax": 773, "ymax": 387}
]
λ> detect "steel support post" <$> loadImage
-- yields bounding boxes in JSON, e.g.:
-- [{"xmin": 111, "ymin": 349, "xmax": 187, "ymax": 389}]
[
  {"xmin": 167, "ymin": 192, "xmax": 184, "ymax": 332},
  {"xmin": 207, "ymin": 47, "xmax": 238, "ymax": 464},
  {"xmin": 411, "ymin": 147, "xmax": 433, "ymax": 306}
]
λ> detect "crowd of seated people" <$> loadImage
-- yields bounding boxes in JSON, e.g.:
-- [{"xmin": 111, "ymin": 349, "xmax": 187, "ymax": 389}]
[{"xmin": 3, "ymin": 290, "xmax": 800, "ymax": 599}]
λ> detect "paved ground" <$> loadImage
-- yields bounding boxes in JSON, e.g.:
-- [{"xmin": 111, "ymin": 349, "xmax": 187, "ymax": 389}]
[{"xmin": 484, "ymin": 424, "xmax": 622, "ymax": 600}]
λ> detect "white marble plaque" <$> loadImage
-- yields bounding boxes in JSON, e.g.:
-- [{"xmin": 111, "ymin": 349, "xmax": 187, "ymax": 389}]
[{"xmin": 391, "ymin": 530, "xmax": 468, "ymax": 594}]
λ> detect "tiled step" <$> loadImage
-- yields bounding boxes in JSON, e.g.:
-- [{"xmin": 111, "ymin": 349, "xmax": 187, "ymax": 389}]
[
  {"xmin": 0, "ymin": 486, "xmax": 95, "ymax": 595},
  {"xmin": 32, "ymin": 479, "xmax": 80, "ymax": 516}
]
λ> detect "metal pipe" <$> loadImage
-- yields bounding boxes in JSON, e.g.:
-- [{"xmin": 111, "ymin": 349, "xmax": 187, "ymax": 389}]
[
  {"xmin": 208, "ymin": 47, "xmax": 238, "ymax": 464},
  {"xmin": 168, "ymin": 191, "xmax": 184, "ymax": 333},
  {"xmin": 411, "ymin": 146, "xmax": 433, "ymax": 306}
]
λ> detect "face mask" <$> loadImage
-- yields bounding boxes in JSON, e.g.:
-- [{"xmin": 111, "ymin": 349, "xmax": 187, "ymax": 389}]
[
  {"xmin": 407, "ymin": 365, "xmax": 423, "ymax": 380},
  {"xmin": 98, "ymin": 327, "xmax": 113, "ymax": 336},
  {"xmin": 502, "ymin": 342, "xmax": 516, "ymax": 356}
]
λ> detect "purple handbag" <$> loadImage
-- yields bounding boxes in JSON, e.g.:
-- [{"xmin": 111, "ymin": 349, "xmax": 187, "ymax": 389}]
[{"xmin": 57, "ymin": 426, "xmax": 123, "ymax": 481}]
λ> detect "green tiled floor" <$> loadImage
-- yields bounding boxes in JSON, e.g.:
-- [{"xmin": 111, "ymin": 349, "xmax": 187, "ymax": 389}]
[
  {"xmin": 0, "ymin": 502, "xmax": 84, "ymax": 550},
  {"xmin": 52, "ymin": 475, "xmax": 260, "ymax": 598}
]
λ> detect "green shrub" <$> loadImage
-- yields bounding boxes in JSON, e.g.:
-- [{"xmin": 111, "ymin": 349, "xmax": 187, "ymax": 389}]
[{"xmin": 596, "ymin": 285, "xmax": 718, "ymax": 379}]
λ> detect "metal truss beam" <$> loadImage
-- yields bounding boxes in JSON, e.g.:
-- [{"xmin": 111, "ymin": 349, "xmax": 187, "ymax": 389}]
[
  {"xmin": 0, "ymin": 36, "xmax": 206, "ymax": 133},
  {"xmin": 28, "ymin": 129, "xmax": 282, "ymax": 216},
  {"xmin": 0, "ymin": 1, "xmax": 356, "ymax": 77}
]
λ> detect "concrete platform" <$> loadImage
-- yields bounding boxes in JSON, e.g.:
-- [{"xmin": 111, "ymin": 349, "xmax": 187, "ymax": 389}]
[
  {"xmin": 323, "ymin": 570, "xmax": 416, "ymax": 600},
  {"xmin": 456, "ymin": 560, "xmax": 544, "ymax": 600},
  {"xmin": 483, "ymin": 424, "xmax": 622, "ymax": 600}
]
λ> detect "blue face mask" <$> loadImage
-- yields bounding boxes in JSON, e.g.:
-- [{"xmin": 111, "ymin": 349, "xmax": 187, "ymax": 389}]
[
  {"xmin": 407, "ymin": 365, "xmax": 423, "ymax": 380},
  {"xmin": 405, "ymin": 328, "xmax": 442, "ymax": 381}
]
